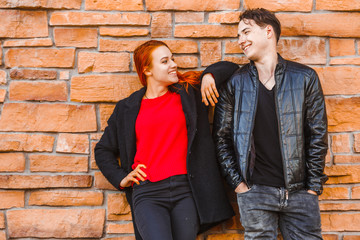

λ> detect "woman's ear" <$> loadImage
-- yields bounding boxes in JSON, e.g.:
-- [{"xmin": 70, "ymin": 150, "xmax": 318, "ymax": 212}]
[{"xmin": 143, "ymin": 66, "xmax": 152, "ymax": 77}]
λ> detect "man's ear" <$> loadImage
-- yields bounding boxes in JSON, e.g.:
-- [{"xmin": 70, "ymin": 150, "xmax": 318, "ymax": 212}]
[
  {"xmin": 143, "ymin": 66, "xmax": 152, "ymax": 76},
  {"xmin": 266, "ymin": 25, "xmax": 273, "ymax": 39}
]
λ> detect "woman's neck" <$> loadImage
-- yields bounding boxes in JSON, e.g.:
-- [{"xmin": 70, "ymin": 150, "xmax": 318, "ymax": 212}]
[{"xmin": 144, "ymin": 84, "xmax": 169, "ymax": 99}]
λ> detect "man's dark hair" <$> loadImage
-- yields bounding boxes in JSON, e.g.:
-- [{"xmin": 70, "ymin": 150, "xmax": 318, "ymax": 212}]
[{"xmin": 239, "ymin": 8, "xmax": 281, "ymax": 43}]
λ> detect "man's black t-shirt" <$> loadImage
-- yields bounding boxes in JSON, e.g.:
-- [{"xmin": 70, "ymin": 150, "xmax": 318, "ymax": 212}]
[{"xmin": 251, "ymin": 81, "xmax": 285, "ymax": 187}]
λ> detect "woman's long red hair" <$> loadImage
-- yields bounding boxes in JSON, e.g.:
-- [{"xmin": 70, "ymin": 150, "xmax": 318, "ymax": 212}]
[{"xmin": 133, "ymin": 40, "xmax": 202, "ymax": 91}]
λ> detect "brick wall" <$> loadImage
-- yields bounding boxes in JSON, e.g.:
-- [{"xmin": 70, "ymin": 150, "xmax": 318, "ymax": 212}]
[{"xmin": 0, "ymin": 0, "xmax": 359, "ymax": 239}]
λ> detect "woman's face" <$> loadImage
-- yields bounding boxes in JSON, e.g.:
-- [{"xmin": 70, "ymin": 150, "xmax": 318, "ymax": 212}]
[{"xmin": 145, "ymin": 46, "xmax": 178, "ymax": 87}]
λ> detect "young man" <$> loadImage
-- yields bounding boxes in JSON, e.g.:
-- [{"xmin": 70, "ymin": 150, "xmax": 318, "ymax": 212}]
[{"xmin": 202, "ymin": 8, "xmax": 328, "ymax": 239}]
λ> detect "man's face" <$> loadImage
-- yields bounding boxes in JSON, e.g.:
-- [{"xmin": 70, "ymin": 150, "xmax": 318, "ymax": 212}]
[{"xmin": 237, "ymin": 19, "xmax": 269, "ymax": 61}]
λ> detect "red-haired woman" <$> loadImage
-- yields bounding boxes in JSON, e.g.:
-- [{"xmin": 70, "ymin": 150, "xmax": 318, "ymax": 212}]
[{"xmin": 95, "ymin": 40, "xmax": 238, "ymax": 240}]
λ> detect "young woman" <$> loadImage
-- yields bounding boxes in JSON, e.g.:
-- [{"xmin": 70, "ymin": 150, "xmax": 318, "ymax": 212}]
[{"xmin": 95, "ymin": 40, "xmax": 238, "ymax": 240}]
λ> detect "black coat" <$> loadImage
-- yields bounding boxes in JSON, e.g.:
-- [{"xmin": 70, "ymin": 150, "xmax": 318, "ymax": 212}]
[{"xmin": 95, "ymin": 61, "xmax": 238, "ymax": 238}]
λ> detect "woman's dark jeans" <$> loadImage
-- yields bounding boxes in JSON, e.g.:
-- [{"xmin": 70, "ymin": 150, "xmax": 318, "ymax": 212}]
[
  {"xmin": 132, "ymin": 174, "xmax": 199, "ymax": 240},
  {"xmin": 237, "ymin": 184, "xmax": 323, "ymax": 240}
]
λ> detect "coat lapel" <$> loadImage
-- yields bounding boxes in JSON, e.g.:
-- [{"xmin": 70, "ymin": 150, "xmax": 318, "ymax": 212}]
[
  {"xmin": 124, "ymin": 88, "xmax": 146, "ymax": 162},
  {"xmin": 177, "ymin": 85, "xmax": 198, "ymax": 152}
]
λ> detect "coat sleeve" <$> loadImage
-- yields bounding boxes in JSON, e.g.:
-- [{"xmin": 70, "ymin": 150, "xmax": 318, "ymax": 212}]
[
  {"xmin": 95, "ymin": 102, "xmax": 128, "ymax": 191},
  {"xmin": 304, "ymin": 70, "xmax": 328, "ymax": 195},
  {"xmin": 213, "ymin": 77, "xmax": 242, "ymax": 190},
  {"xmin": 200, "ymin": 61, "xmax": 239, "ymax": 88}
]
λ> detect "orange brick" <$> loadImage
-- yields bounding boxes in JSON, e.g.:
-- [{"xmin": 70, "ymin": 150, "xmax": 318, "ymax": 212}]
[
  {"xmin": 0, "ymin": 0, "xmax": 81, "ymax": 9},
  {"xmin": 54, "ymin": 28, "xmax": 97, "ymax": 48},
  {"xmin": 7, "ymin": 209, "xmax": 105, "ymax": 238},
  {"xmin": 78, "ymin": 52, "xmax": 130, "ymax": 73},
  {"xmin": 29, "ymin": 155, "xmax": 88, "ymax": 172},
  {"xmin": 0, "ymin": 191, "xmax": 24, "ymax": 209},
  {"xmin": 207, "ymin": 233, "xmax": 244, "ymax": 240},
  {"xmin": 0, "ymin": 134, "xmax": 55, "ymax": 152},
  {"xmin": 90, "ymin": 140, "xmax": 99, "ymax": 170},
  {"xmin": 330, "ymin": 38, "xmax": 356, "ymax": 57},
  {"xmin": 316, "ymin": 0, "xmax": 360, "ymax": 11},
  {"xmin": 0, "ymin": 70, "xmax": 5, "ymax": 85},
  {"xmin": 323, "ymin": 234, "xmax": 339, "ymax": 240},
  {"xmin": 0, "ymin": 212, "xmax": 4, "ymax": 229},
  {"xmin": 105, "ymin": 237, "xmax": 136, "ymax": 240},
  {"xmin": 0, "ymin": 103, "xmax": 96, "ymax": 132},
  {"xmin": 99, "ymin": 104, "xmax": 116, "ymax": 131},
  {"xmin": 100, "ymin": 39, "xmax": 147, "ymax": 52},
  {"xmin": 151, "ymin": 12, "xmax": 172, "ymax": 38},
  {"xmin": 208, "ymin": 12, "xmax": 241, "ymax": 24},
  {"xmin": 326, "ymin": 97, "xmax": 360, "ymax": 132},
  {"xmin": 278, "ymin": 13, "xmax": 360, "ymax": 37},
  {"xmin": 330, "ymin": 57, "xmax": 360, "ymax": 65},
  {"xmin": 95, "ymin": 171, "xmax": 117, "ymax": 190},
  {"xmin": 0, "ymin": 231, "xmax": 4, "ymax": 240},
  {"xmin": 145, "ymin": 0, "xmax": 239, "ymax": 11},
  {"xmin": 56, "ymin": 133, "xmax": 89, "ymax": 154},
  {"xmin": 71, "ymin": 75, "xmax": 142, "ymax": 103},
  {"xmin": 225, "ymin": 41, "xmax": 242, "ymax": 54},
  {"xmin": 245, "ymin": 0, "xmax": 312, "ymax": 11},
  {"xmin": 331, "ymin": 134, "xmax": 350, "ymax": 153},
  {"xmin": 107, "ymin": 223, "xmax": 134, "ymax": 234},
  {"xmin": 91, "ymin": 134, "xmax": 102, "ymax": 141},
  {"xmin": 320, "ymin": 202, "xmax": 360, "ymax": 211},
  {"xmin": 164, "ymin": 40, "xmax": 198, "ymax": 53},
  {"xmin": 0, "ymin": 10, "xmax": 48, "ymax": 38},
  {"xmin": 100, "ymin": 27, "xmax": 149, "ymax": 37},
  {"xmin": 0, "ymin": 175, "xmax": 92, "ymax": 189},
  {"xmin": 334, "ymin": 155, "xmax": 360, "ymax": 164},
  {"xmin": 344, "ymin": 236, "xmax": 360, "ymax": 240},
  {"xmin": 0, "ymin": 153, "xmax": 25, "ymax": 172},
  {"xmin": 9, "ymin": 81, "xmax": 67, "ymax": 101},
  {"xmin": 319, "ymin": 187, "xmax": 349, "ymax": 200},
  {"xmin": 50, "ymin": 12, "xmax": 150, "ymax": 26},
  {"xmin": 321, "ymin": 213, "xmax": 360, "ymax": 231},
  {"xmin": 174, "ymin": 56, "xmax": 198, "ymax": 69},
  {"xmin": 85, "ymin": 0, "xmax": 143, "ymax": 10},
  {"xmin": 3, "ymin": 38, "xmax": 52, "ymax": 47},
  {"xmin": 277, "ymin": 38, "xmax": 326, "ymax": 65},
  {"xmin": 200, "ymin": 41, "xmax": 221, "ymax": 67},
  {"xmin": 325, "ymin": 165, "xmax": 360, "ymax": 184},
  {"xmin": 5, "ymin": 49, "xmax": 75, "ymax": 68},
  {"xmin": 352, "ymin": 186, "xmax": 360, "ymax": 199},
  {"xmin": 10, "ymin": 69, "xmax": 56, "ymax": 80},
  {"xmin": 224, "ymin": 56, "xmax": 249, "ymax": 65},
  {"xmin": 355, "ymin": 133, "xmax": 360, "ymax": 152},
  {"xmin": 225, "ymin": 203, "xmax": 244, "ymax": 230},
  {"xmin": 175, "ymin": 12, "xmax": 204, "ymax": 23},
  {"xmin": 108, "ymin": 193, "xmax": 132, "ymax": 218},
  {"xmin": 315, "ymin": 67, "xmax": 360, "ymax": 95},
  {"xmin": 0, "ymin": 90, "xmax": 6, "ymax": 103},
  {"xmin": 29, "ymin": 191, "xmax": 103, "ymax": 206},
  {"xmin": 175, "ymin": 25, "xmax": 237, "ymax": 38},
  {"xmin": 59, "ymin": 71, "xmax": 70, "ymax": 80}
]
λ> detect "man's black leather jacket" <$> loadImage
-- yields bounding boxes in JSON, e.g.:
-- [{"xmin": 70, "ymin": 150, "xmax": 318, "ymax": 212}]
[{"xmin": 213, "ymin": 55, "xmax": 328, "ymax": 195}]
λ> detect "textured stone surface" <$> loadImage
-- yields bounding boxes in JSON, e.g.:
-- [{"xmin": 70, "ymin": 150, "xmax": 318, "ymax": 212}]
[
  {"xmin": 71, "ymin": 75, "xmax": 142, "ymax": 102},
  {"xmin": 56, "ymin": 133, "xmax": 89, "ymax": 154},
  {"xmin": 29, "ymin": 191, "xmax": 103, "ymax": 206},
  {"xmin": 29, "ymin": 155, "xmax": 88, "ymax": 172},
  {"xmin": 54, "ymin": 28, "xmax": 97, "ymax": 48},
  {"xmin": 326, "ymin": 97, "xmax": 360, "ymax": 132},
  {"xmin": 0, "ymin": 10, "xmax": 48, "ymax": 38},
  {"xmin": 7, "ymin": 209, "xmax": 105, "ymax": 238},
  {"xmin": 9, "ymin": 81, "xmax": 67, "ymax": 101},
  {"xmin": 0, "ymin": 153, "xmax": 25, "ymax": 172},
  {"xmin": 78, "ymin": 52, "xmax": 130, "ymax": 73},
  {"xmin": 0, "ymin": 191, "xmax": 25, "ymax": 209},
  {"xmin": 0, "ymin": 103, "xmax": 97, "ymax": 132},
  {"xmin": 0, "ymin": 134, "xmax": 55, "ymax": 152}
]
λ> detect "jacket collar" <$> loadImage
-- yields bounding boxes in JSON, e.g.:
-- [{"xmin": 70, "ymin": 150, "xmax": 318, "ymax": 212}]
[{"xmin": 248, "ymin": 53, "xmax": 287, "ymax": 77}]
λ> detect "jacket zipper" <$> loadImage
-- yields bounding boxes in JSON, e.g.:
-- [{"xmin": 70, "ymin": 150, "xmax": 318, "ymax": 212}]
[
  {"xmin": 274, "ymin": 71, "xmax": 289, "ymax": 189},
  {"xmin": 244, "ymin": 70, "xmax": 259, "ymax": 187}
]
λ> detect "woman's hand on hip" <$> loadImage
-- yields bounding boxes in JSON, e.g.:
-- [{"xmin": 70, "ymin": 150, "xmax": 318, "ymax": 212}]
[
  {"xmin": 120, "ymin": 164, "xmax": 147, "ymax": 188},
  {"xmin": 201, "ymin": 73, "xmax": 219, "ymax": 106}
]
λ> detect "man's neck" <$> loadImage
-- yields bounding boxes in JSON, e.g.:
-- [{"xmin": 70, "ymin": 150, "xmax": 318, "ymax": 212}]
[{"xmin": 254, "ymin": 51, "xmax": 278, "ymax": 76}]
